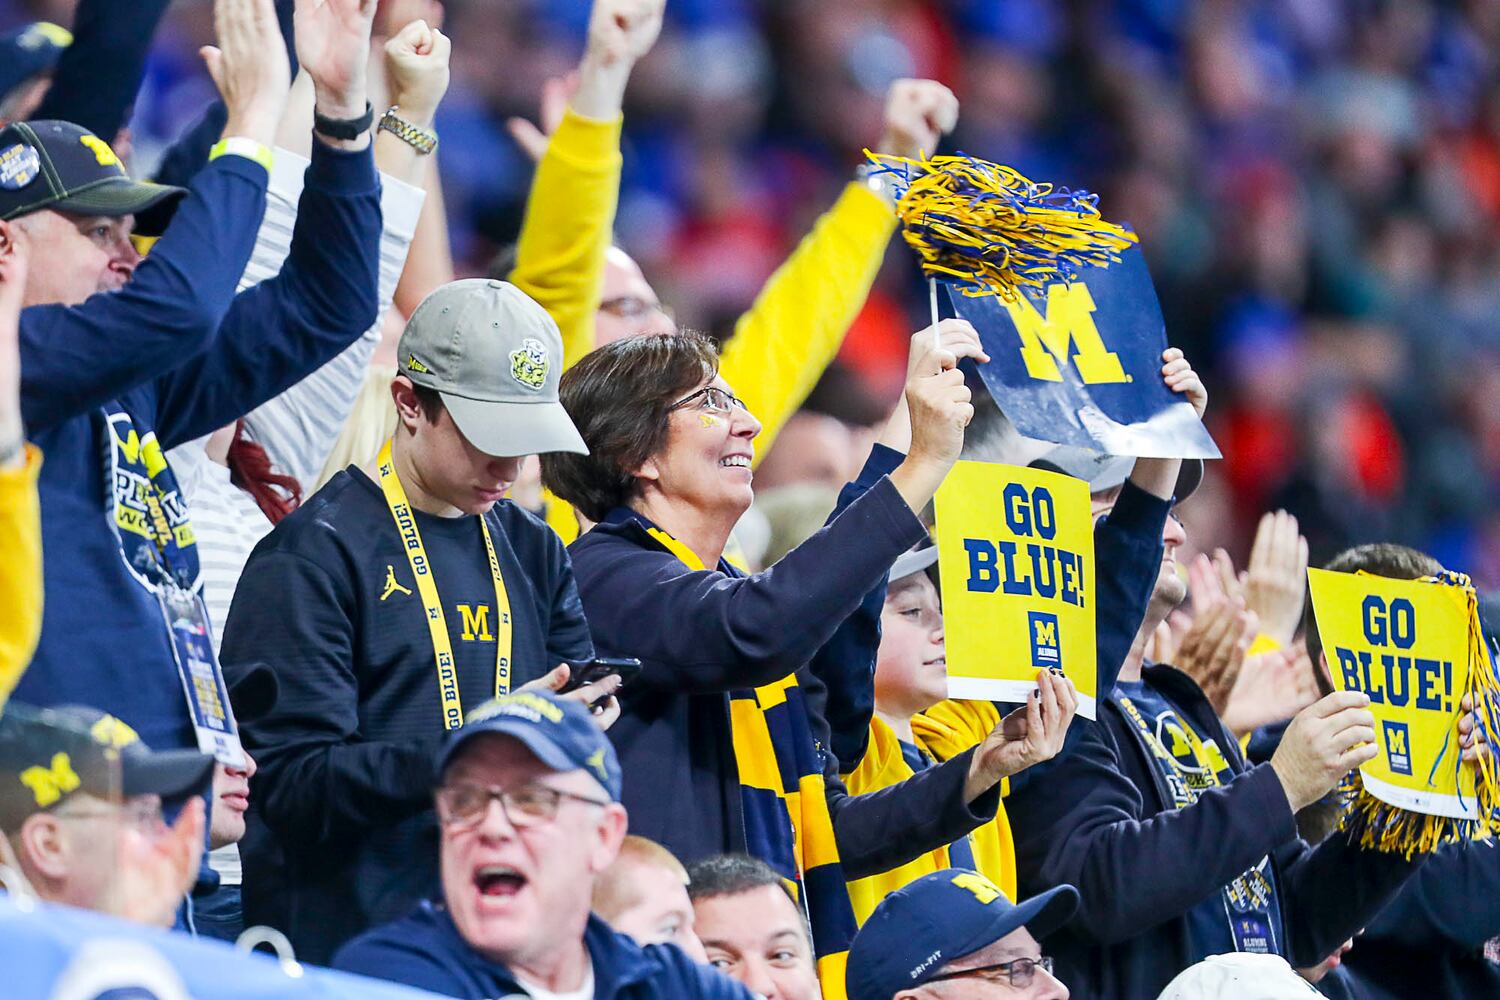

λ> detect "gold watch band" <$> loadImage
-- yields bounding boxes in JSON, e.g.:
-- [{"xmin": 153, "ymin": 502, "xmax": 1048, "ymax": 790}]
[{"xmin": 377, "ymin": 106, "xmax": 438, "ymax": 155}]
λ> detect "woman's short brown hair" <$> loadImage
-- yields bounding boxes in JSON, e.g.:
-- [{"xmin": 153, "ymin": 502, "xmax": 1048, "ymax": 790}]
[{"xmin": 541, "ymin": 332, "xmax": 720, "ymax": 522}]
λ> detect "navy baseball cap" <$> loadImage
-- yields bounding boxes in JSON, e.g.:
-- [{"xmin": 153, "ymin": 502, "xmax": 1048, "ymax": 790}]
[
  {"xmin": 0, "ymin": 120, "xmax": 184, "ymax": 223},
  {"xmin": 1031, "ymin": 444, "xmax": 1203, "ymax": 503},
  {"xmin": 847, "ymin": 869, "xmax": 1079, "ymax": 1000},
  {"xmin": 435, "ymin": 691, "xmax": 622, "ymax": 801},
  {"xmin": 0, "ymin": 704, "xmax": 213, "ymax": 832},
  {"xmin": 0, "ymin": 22, "xmax": 71, "ymax": 99}
]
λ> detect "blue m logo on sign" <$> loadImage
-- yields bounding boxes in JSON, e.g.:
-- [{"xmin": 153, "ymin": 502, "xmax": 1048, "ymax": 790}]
[{"xmin": 1029, "ymin": 611, "xmax": 1061, "ymax": 669}]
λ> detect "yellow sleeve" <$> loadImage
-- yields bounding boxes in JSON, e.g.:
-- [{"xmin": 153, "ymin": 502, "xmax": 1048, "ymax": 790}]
[
  {"xmin": 719, "ymin": 182, "xmax": 897, "ymax": 460},
  {"xmin": 509, "ymin": 109, "xmax": 624, "ymax": 369},
  {"xmin": 0, "ymin": 446, "xmax": 43, "ymax": 713}
]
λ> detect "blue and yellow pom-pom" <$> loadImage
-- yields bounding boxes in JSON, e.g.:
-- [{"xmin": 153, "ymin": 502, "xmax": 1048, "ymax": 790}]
[
  {"xmin": 1337, "ymin": 571, "xmax": 1500, "ymax": 858},
  {"xmin": 864, "ymin": 150, "xmax": 1138, "ymax": 300}
]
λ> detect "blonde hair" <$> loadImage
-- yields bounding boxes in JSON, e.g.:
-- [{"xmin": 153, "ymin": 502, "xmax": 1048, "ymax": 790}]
[{"xmin": 592, "ymin": 835, "xmax": 689, "ymax": 920}]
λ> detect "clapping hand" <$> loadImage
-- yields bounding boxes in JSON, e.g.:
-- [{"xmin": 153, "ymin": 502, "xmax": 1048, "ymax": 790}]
[
  {"xmin": 296, "ymin": 0, "xmax": 379, "ymax": 127},
  {"xmin": 1241, "ymin": 511, "xmax": 1309, "ymax": 647},
  {"xmin": 1176, "ymin": 598, "xmax": 1257, "ymax": 719},
  {"xmin": 204, "ymin": 0, "xmax": 292, "ymax": 146}
]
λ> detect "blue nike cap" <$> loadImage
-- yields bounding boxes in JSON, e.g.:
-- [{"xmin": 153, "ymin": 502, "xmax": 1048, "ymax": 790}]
[
  {"xmin": 435, "ymin": 690, "xmax": 622, "ymax": 801},
  {"xmin": 847, "ymin": 869, "xmax": 1079, "ymax": 1000}
]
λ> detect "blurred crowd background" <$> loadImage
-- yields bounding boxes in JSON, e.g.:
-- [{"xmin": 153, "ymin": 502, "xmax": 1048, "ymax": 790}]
[{"xmin": 5, "ymin": 0, "xmax": 1499, "ymax": 584}]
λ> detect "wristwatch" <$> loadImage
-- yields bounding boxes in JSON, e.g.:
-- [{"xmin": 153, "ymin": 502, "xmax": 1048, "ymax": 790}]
[
  {"xmin": 313, "ymin": 101, "xmax": 375, "ymax": 141},
  {"xmin": 377, "ymin": 106, "xmax": 439, "ymax": 155}
]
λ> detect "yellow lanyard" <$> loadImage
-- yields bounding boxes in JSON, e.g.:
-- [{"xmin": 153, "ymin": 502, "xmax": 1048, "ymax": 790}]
[{"xmin": 377, "ymin": 439, "xmax": 512, "ymax": 729}]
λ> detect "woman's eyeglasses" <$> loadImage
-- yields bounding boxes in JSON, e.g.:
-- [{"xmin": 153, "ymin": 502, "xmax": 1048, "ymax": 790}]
[{"xmin": 670, "ymin": 386, "xmax": 747, "ymax": 416}]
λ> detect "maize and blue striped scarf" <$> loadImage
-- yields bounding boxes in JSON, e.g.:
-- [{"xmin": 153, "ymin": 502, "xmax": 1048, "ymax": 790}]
[{"xmin": 639, "ymin": 520, "xmax": 856, "ymax": 998}]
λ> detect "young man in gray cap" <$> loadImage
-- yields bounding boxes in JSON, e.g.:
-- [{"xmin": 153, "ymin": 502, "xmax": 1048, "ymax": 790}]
[
  {"xmin": 220, "ymin": 279, "xmax": 615, "ymax": 963},
  {"xmin": 0, "ymin": 705, "xmax": 213, "ymax": 929},
  {"xmin": 334, "ymin": 690, "xmax": 751, "ymax": 1000}
]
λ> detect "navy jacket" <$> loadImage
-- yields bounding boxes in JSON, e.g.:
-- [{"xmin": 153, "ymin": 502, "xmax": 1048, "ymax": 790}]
[
  {"xmin": 15, "ymin": 142, "xmax": 381, "ymax": 753},
  {"xmin": 1008, "ymin": 663, "xmax": 1421, "ymax": 999},
  {"xmin": 334, "ymin": 901, "xmax": 753, "ymax": 1000},
  {"xmin": 1342, "ymin": 840, "xmax": 1500, "ymax": 999},
  {"xmin": 569, "ymin": 457, "xmax": 999, "ymax": 876}
]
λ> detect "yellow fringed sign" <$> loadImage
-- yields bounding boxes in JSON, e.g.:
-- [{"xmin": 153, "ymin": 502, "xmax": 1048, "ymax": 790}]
[
  {"xmin": 1307, "ymin": 568, "xmax": 1500, "ymax": 857},
  {"xmin": 863, "ymin": 151, "xmax": 1138, "ymax": 301}
]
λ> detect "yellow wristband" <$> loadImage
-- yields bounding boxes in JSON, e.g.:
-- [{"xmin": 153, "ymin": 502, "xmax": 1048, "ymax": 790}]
[
  {"xmin": 209, "ymin": 137, "xmax": 274, "ymax": 174},
  {"xmin": 1248, "ymin": 633, "xmax": 1283, "ymax": 657}
]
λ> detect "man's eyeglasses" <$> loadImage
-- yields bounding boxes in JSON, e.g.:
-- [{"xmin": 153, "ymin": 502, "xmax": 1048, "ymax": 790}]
[
  {"xmin": 670, "ymin": 386, "xmax": 747, "ymax": 416},
  {"xmin": 599, "ymin": 295, "xmax": 673, "ymax": 322},
  {"xmin": 925, "ymin": 955, "xmax": 1055, "ymax": 990},
  {"xmin": 435, "ymin": 782, "xmax": 610, "ymax": 830},
  {"xmin": 55, "ymin": 798, "xmax": 166, "ymax": 834}
]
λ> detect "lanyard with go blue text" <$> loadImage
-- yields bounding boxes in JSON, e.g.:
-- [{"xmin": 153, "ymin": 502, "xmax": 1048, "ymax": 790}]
[{"xmin": 377, "ymin": 439, "xmax": 512, "ymax": 729}]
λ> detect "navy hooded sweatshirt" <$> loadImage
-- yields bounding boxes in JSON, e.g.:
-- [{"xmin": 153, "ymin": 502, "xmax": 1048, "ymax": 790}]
[
  {"xmin": 15, "ymin": 140, "xmax": 381, "ymax": 754},
  {"xmin": 1007, "ymin": 662, "xmax": 1422, "ymax": 999}
]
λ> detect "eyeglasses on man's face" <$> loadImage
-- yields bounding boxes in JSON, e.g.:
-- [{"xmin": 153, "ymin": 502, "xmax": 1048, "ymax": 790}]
[
  {"xmin": 925, "ymin": 955, "xmax": 1055, "ymax": 990},
  {"xmin": 54, "ymin": 796, "xmax": 166, "ymax": 835},
  {"xmin": 435, "ymin": 781, "xmax": 610, "ymax": 830},
  {"xmin": 670, "ymin": 385, "xmax": 748, "ymax": 416}
]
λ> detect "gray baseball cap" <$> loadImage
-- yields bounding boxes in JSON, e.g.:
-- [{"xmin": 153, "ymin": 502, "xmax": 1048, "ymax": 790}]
[
  {"xmin": 397, "ymin": 279, "xmax": 588, "ymax": 458},
  {"xmin": 1030, "ymin": 445, "xmax": 1202, "ymax": 502}
]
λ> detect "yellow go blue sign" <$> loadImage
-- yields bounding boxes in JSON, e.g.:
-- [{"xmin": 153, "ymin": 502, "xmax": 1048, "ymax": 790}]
[{"xmin": 935, "ymin": 462, "xmax": 1098, "ymax": 718}]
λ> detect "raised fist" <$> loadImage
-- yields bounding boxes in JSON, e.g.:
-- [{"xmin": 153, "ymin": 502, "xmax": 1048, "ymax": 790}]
[
  {"xmin": 876, "ymin": 79, "xmax": 959, "ymax": 160},
  {"xmin": 586, "ymin": 0, "xmax": 666, "ymax": 68},
  {"xmin": 384, "ymin": 17, "xmax": 451, "ymax": 125}
]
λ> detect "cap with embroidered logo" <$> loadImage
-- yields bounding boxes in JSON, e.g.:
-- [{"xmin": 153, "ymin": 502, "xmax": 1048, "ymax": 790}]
[
  {"xmin": 0, "ymin": 704, "xmax": 213, "ymax": 832},
  {"xmin": 398, "ymin": 278, "xmax": 587, "ymax": 458},
  {"xmin": 0, "ymin": 120, "xmax": 184, "ymax": 224},
  {"xmin": 434, "ymin": 690, "xmax": 621, "ymax": 801},
  {"xmin": 847, "ymin": 869, "xmax": 1078, "ymax": 1000}
]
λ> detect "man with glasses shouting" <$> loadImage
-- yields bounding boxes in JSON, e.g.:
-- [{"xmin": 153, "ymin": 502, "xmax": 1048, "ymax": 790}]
[
  {"xmin": 334, "ymin": 690, "xmax": 753, "ymax": 999},
  {"xmin": 848, "ymin": 868, "xmax": 1076, "ymax": 1000}
]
